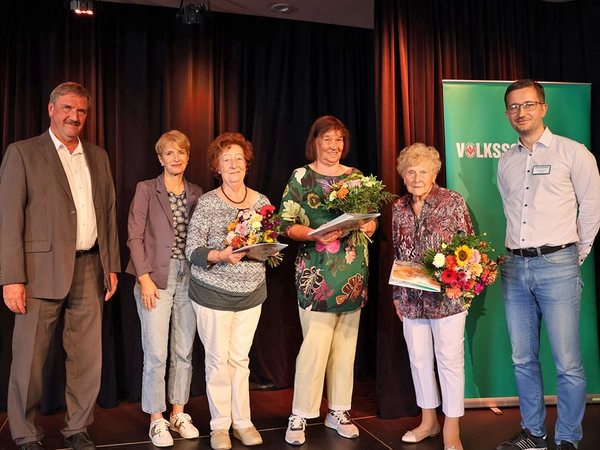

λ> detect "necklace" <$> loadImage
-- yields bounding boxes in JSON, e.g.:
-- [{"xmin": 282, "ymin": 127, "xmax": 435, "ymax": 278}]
[{"xmin": 221, "ymin": 185, "xmax": 248, "ymax": 204}]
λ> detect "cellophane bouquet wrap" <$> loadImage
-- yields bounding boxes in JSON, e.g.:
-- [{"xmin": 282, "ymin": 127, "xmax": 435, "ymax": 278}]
[{"xmin": 320, "ymin": 173, "xmax": 397, "ymax": 246}]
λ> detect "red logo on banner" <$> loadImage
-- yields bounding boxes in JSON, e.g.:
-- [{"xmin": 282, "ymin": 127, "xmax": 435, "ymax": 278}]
[{"xmin": 465, "ymin": 143, "xmax": 476, "ymax": 158}]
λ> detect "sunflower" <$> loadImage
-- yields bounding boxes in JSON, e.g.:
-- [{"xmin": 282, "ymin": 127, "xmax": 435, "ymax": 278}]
[{"xmin": 454, "ymin": 245, "xmax": 473, "ymax": 266}]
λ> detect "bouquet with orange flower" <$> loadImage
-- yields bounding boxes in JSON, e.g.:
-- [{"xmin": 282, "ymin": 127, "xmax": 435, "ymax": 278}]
[
  {"xmin": 422, "ymin": 232, "xmax": 498, "ymax": 308},
  {"xmin": 320, "ymin": 173, "xmax": 397, "ymax": 246},
  {"xmin": 224, "ymin": 205, "xmax": 284, "ymax": 267}
]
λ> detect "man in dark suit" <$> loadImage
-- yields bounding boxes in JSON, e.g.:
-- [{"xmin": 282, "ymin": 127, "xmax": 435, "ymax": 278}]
[{"xmin": 0, "ymin": 82, "xmax": 120, "ymax": 450}]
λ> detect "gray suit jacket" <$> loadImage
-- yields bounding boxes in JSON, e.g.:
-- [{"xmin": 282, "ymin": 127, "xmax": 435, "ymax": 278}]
[
  {"xmin": 0, "ymin": 130, "xmax": 121, "ymax": 299},
  {"xmin": 126, "ymin": 175, "xmax": 202, "ymax": 289}
]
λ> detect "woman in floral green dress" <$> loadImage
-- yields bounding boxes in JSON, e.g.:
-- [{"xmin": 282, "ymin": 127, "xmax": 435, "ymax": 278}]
[{"xmin": 279, "ymin": 116, "xmax": 377, "ymax": 446}]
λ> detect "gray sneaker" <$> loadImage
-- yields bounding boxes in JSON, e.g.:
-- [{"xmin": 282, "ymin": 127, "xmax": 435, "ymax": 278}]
[
  {"xmin": 324, "ymin": 409, "xmax": 359, "ymax": 439},
  {"xmin": 285, "ymin": 414, "xmax": 306, "ymax": 445}
]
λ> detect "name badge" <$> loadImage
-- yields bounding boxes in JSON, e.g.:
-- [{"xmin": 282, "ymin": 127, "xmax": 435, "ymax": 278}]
[{"xmin": 532, "ymin": 165, "xmax": 551, "ymax": 175}]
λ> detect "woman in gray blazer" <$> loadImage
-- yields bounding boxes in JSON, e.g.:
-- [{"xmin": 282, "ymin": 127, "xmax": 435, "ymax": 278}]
[{"xmin": 126, "ymin": 130, "xmax": 203, "ymax": 448}]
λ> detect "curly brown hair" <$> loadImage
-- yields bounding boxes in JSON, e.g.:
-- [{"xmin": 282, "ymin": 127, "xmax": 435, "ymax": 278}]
[{"xmin": 206, "ymin": 132, "xmax": 254, "ymax": 179}]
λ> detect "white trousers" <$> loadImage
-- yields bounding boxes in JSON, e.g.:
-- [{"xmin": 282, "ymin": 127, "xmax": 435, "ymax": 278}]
[
  {"xmin": 292, "ymin": 307, "xmax": 361, "ymax": 418},
  {"xmin": 403, "ymin": 310, "xmax": 467, "ymax": 418},
  {"xmin": 193, "ymin": 302, "xmax": 262, "ymax": 430}
]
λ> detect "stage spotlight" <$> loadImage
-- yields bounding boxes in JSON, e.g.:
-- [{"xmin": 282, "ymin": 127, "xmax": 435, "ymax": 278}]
[
  {"xmin": 70, "ymin": 1, "xmax": 95, "ymax": 15},
  {"xmin": 177, "ymin": 3, "xmax": 208, "ymax": 24}
]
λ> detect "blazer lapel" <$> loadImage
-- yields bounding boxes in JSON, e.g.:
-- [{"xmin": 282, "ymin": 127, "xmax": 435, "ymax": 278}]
[
  {"xmin": 82, "ymin": 142, "xmax": 99, "ymax": 201},
  {"xmin": 156, "ymin": 175, "xmax": 174, "ymax": 230},
  {"xmin": 183, "ymin": 178, "xmax": 197, "ymax": 216},
  {"xmin": 37, "ymin": 131, "xmax": 74, "ymax": 203}
]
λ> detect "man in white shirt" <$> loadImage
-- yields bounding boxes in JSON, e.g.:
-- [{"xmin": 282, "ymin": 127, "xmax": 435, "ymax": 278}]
[
  {"xmin": 495, "ymin": 79, "xmax": 600, "ymax": 450},
  {"xmin": 0, "ymin": 82, "xmax": 120, "ymax": 450}
]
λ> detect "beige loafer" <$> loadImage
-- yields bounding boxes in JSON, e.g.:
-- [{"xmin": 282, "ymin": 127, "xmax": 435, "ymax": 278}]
[
  {"xmin": 210, "ymin": 429, "xmax": 232, "ymax": 450},
  {"xmin": 401, "ymin": 426, "xmax": 441, "ymax": 443},
  {"xmin": 233, "ymin": 426, "xmax": 263, "ymax": 446}
]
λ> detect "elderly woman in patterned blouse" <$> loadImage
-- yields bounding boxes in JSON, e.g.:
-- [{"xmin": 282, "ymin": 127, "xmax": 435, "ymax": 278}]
[
  {"xmin": 185, "ymin": 132, "xmax": 269, "ymax": 450},
  {"xmin": 392, "ymin": 143, "xmax": 474, "ymax": 450}
]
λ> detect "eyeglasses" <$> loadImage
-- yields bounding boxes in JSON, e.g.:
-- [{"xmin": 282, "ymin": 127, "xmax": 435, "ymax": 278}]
[{"xmin": 506, "ymin": 101, "xmax": 544, "ymax": 114}]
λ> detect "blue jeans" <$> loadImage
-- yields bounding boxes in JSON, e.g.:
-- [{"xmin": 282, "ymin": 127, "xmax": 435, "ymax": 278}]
[
  {"xmin": 134, "ymin": 258, "xmax": 197, "ymax": 414},
  {"xmin": 501, "ymin": 245, "xmax": 585, "ymax": 446}
]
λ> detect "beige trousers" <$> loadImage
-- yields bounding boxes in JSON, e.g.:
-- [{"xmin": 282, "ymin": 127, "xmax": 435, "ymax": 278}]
[{"xmin": 292, "ymin": 306, "xmax": 361, "ymax": 418}]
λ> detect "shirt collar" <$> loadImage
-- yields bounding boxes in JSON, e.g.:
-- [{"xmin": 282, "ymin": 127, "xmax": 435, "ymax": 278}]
[
  {"xmin": 518, "ymin": 127, "xmax": 553, "ymax": 152},
  {"xmin": 49, "ymin": 127, "xmax": 83, "ymax": 155}
]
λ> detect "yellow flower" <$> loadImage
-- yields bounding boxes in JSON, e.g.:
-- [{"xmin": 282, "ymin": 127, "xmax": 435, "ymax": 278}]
[
  {"xmin": 249, "ymin": 214, "xmax": 263, "ymax": 228},
  {"xmin": 455, "ymin": 245, "xmax": 473, "ymax": 266}
]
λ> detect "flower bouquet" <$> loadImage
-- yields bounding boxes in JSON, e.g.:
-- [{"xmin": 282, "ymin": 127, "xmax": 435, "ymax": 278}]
[
  {"xmin": 422, "ymin": 233, "xmax": 498, "ymax": 308},
  {"xmin": 224, "ymin": 205, "xmax": 285, "ymax": 267},
  {"xmin": 320, "ymin": 173, "xmax": 397, "ymax": 246}
]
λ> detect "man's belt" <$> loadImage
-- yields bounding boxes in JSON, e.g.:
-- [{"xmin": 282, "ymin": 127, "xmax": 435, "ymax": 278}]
[
  {"xmin": 75, "ymin": 242, "xmax": 99, "ymax": 258},
  {"xmin": 506, "ymin": 243, "xmax": 574, "ymax": 258}
]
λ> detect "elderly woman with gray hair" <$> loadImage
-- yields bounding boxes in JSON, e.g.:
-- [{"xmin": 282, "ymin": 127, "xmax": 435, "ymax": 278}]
[{"xmin": 392, "ymin": 143, "xmax": 474, "ymax": 450}]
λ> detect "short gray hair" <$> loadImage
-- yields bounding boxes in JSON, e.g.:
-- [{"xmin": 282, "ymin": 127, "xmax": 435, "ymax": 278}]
[{"xmin": 396, "ymin": 143, "xmax": 442, "ymax": 177}]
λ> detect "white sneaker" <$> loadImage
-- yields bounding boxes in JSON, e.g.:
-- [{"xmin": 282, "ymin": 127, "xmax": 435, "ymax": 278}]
[
  {"xmin": 285, "ymin": 414, "xmax": 306, "ymax": 445},
  {"xmin": 324, "ymin": 409, "xmax": 359, "ymax": 439},
  {"xmin": 169, "ymin": 412, "xmax": 200, "ymax": 439},
  {"xmin": 149, "ymin": 418, "xmax": 174, "ymax": 447}
]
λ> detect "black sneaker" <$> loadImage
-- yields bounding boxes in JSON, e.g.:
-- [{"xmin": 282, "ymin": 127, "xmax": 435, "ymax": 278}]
[
  {"xmin": 496, "ymin": 429, "xmax": 547, "ymax": 450},
  {"xmin": 17, "ymin": 442, "xmax": 44, "ymax": 450},
  {"xmin": 556, "ymin": 441, "xmax": 576, "ymax": 450},
  {"xmin": 64, "ymin": 432, "xmax": 96, "ymax": 450}
]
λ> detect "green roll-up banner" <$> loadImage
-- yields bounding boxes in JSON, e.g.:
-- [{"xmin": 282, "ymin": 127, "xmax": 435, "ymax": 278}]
[{"xmin": 442, "ymin": 80, "xmax": 600, "ymax": 406}]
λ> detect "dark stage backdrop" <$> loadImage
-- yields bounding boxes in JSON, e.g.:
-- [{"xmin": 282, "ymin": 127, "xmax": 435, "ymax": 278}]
[
  {"xmin": 0, "ymin": 0, "xmax": 379, "ymax": 414},
  {"xmin": 1, "ymin": 0, "xmax": 600, "ymax": 421}
]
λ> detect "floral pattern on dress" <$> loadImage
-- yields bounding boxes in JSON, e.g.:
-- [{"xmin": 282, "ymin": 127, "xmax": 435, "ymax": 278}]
[{"xmin": 279, "ymin": 165, "xmax": 369, "ymax": 312}]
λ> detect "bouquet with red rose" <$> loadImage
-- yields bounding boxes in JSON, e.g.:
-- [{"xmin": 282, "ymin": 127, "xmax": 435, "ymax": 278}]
[
  {"xmin": 224, "ymin": 205, "xmax": 284, "ymax": 267},
  {"xmin": 422, "ymin": 232, "xmax": 498, "ymax": 308}
]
